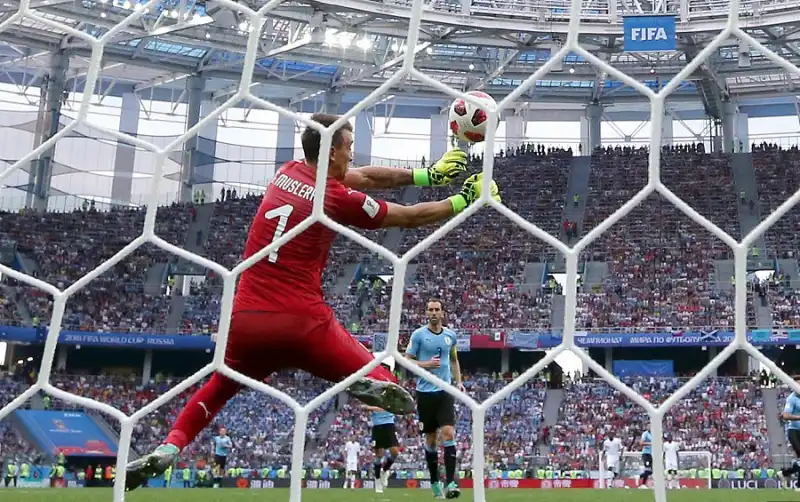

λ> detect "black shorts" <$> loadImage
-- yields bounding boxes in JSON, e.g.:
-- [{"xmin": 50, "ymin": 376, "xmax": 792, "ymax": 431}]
[
  {"xmin": 416, "ymin": 391, "xmax": 456, "ymax": 434},
  {"xmin": 788, "ymin": 429, "xmax": 800, "ymax": 457},
  {"xmin": 372, "ymin": 423, "xmax": 399, "ymax": 449},
  {"xmin": 214, "ymin": 455, "xmax": 228, "ymax": 469},
  {"xmin": 642, "ymin": 454, "xmax": 653, "ymax": 471}
]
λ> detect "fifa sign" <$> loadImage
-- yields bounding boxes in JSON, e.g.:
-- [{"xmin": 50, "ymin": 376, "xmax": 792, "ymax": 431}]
[
  {"xmin": 623, "ymin": 15, "xmax": 676, "ymax": 52},
  {"xmin": 630, "ymin": 27, "xmax": 668, "ymax": 42}
]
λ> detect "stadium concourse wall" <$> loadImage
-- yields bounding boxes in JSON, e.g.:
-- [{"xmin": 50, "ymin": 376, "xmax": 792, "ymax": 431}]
[{"xmin": 0, "ymin": 323, "xmax": 798, "ymax": 351}]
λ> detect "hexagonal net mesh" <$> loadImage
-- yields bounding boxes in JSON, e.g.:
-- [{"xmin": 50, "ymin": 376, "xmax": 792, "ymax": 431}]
[{"xmin": 2, "ymin": 0, "xmax": 800, "ymax": 500}]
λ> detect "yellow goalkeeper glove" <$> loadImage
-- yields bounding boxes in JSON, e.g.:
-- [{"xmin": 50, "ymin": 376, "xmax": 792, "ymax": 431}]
[
  {"xmin": 448, "ymin": 173, "xmax": 501, "ymax": 214},
  {"xmin": 412, "ymin": 149, "xmax": 468, "ymax": 186}
]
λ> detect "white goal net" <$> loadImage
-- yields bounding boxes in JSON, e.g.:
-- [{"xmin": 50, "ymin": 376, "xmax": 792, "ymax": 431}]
[
  {"xmin": 599, "ymin": 451, "xmax": 712, "ymax": 489},
  {"xmin": 0, "ymin": 0, "xmax": 798, "ymax": 501}
]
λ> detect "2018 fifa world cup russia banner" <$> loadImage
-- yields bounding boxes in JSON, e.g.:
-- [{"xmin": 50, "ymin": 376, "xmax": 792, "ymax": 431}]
[
  {"xmin": 14, "ymin": 410, "xmax": 117, "ymax": 456},
  {"xmin": 0, "ymin": 324, "xmax": 217, "ymax": 350},
  {"xmin": 0, "ymin": 324, "xmax": 373, "ymax": 351},
  {"xmin": 2, "ymin": 322, "xmax": 799, "ymax": 352}
]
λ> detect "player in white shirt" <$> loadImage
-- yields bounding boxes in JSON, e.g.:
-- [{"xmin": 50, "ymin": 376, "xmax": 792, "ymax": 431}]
[
  {"xmin": 664, "ymin": 435, "xmax": 681, "ymax": 489},
  {"xmin": 344, "ymin": 438, "xmax": 362, "ymax": 489},
  {"xmin": 602, "ymin": 433, "xmax": 623, "ymax": 485}
]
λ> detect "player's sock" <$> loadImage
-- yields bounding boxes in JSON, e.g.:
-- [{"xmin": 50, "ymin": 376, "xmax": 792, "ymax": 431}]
[
  {"xmin": 383, "ymin": 452, "xmax": 397, "ymax": 472},
  {"xmin": 425, "ymin": 444, "xmax": 439, "ymax": 483},
  {"xmin": 443, "ymin": 440, "xmax": 457, "ymax": 484},
  {"xmin": 374, "ymin": 459, "xmax": 382, "ymax": 480},
  {"xmin": 165, "ymin": 374, "xmax": 239, "ymax": 450}
]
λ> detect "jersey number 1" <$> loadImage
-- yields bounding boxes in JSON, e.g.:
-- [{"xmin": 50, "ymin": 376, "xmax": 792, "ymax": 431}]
[{"xmin": 265, "ymin": 204, "xmax": 293, "ymax": 263}]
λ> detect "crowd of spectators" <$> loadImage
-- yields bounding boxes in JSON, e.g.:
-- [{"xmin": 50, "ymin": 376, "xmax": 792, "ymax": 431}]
[
  {"xmin": 752, "ymin": 144, "xmax": 800, "ymax": 259},
  {"xmin": 355, "ymin": 146, "xmax": 572, "ymax": 335},
  {"xmin": 3, "ymin": 143, "xmax": 800, "ymax": 483},
  {"xmin": 0, "ymin": 203, "xmax": 192, "ymax": 332},
  {"xmin": 0, "ymin": 289, "xmax": 22, "ymax": 326},
  {"xmin": 0, "ymin": 369, "xmax": 548, "ymax": 472},
  {"xmin": 577, "ymin": 147, "xmax": 739, "ymax": 329},
  {"xmin": 309, "ymin": 371, "xmax": 547, "ymax": 472},
  {"xmin": 749, "ymin": 145, "xmax": 800, "ymax": 326},
  {"xmin": 0, "ymin": 374, "xmax": 39, "ymax": 464},
  {"xmin": 43, "ymin": 371, "xmax": 335, "ymax": 468},
  {"xmin": 0, "ymin": 370, "xmax": 779, "ymax": 474},
  {"xmin": 2, "ymin": 145, "xmax": 800, "ymax": 336},
  {"xmin": 550, "ymin": 376, "xmax": 770, "ymax": 471}
]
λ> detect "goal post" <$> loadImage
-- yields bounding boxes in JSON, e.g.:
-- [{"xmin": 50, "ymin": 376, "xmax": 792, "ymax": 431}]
[{"xmin": 599, "ymin": 450, "xmax": 712, "ymax": 489}]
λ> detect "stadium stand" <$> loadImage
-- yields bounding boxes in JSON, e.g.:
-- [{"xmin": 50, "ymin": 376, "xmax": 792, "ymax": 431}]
[
  {"xmin": 0, "ymin": 203, "xmax": 192, "ymax": 332},
  {"xmin": 0, "ymin": 148, "xmax": 778, "ymax": 334},
  {"xmin": 0, "ymin": 370, "xmax": 779, "ymax": 474},
  {"xmin": 0, "ymin": 375, "xmax": 40, "ymax": 464},
  {"xmin": 309, "ymin": 372, "xmax": 546, "ymax": 471},
  {"xmin": 551, "ymin": 376, "xmax": 770, "ymax": 471},
  {"xmin": 357, "ymin": 147, "xmax": 572, "ymax": 335},
  {"xmin": 752, "ymin": 144, "xmax": 800, "ymax": 259},
  {"xmin": 41, "ymin": 372, "xmax": 336, "ymax": 469},
  {"xmin": 0, "ymin": 147, "xmax": 797, "ymax": 481},
  {"xmin": 578, "ymin": 146, "xmax": 739, "ymax": 329}
]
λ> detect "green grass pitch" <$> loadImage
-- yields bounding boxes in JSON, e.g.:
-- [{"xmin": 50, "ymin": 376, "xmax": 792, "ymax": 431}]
[{"xmin": 0, "ymin": 489, "xmax": 797, "ymax": 502}]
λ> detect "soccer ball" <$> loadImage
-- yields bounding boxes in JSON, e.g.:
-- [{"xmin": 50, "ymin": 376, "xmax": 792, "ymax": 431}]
[{"xmin": 448, "ymin": 91, "xmax": 498, "ymax": 143}]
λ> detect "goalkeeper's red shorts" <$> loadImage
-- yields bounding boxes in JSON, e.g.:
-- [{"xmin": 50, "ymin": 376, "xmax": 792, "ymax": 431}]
[{"xmin": 223, "ymin": 310, "xmax": 396, "ymax": 384}]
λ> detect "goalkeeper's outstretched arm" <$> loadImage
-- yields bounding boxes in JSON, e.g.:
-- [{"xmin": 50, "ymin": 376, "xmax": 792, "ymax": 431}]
[
  {"xmin": 343, "ymin": 166, "xmax": 412, "ymax": 190},
  {"xmin": 382, "ymin": 200, "xmax": 457, "ymax": 228},
  {"xmin": 343, "ymin": 149, "xmax": 468, "ymax": 190},
  {"xmin": 381, "ymin": 173, "xmax": 501, "ymax": 229}
]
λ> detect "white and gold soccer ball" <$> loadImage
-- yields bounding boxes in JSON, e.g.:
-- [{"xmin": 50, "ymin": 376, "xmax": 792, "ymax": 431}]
[{"xmin": 448, "ymin": 91, "xmax": 498, "ymax": 143}]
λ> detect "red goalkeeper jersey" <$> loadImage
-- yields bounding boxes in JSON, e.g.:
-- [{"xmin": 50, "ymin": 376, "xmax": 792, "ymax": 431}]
[{"xmin": 233, "ymin": 160, "xmax": 388, "ymax": 316}]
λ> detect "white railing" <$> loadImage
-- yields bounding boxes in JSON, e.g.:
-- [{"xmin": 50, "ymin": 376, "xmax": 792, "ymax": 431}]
[
  {"xmin": 371, "ymin": 0, "xmax": 800, "ymax": 22},
  {"xmin": 1, "ymin": 0, "xmax": 800, "ymax": 502}
]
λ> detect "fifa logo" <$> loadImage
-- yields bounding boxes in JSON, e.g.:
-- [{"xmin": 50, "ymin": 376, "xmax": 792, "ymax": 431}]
[{"xmin": 630, "ymin": 27, "xmax": 668, "ymax": 41}]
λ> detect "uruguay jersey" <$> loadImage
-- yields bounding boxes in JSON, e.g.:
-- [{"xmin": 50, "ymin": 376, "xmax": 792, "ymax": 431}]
[
  {"xmin": 372, "ymin": 410, "xmax": 395, "ymax": 427},
  {"xmin": 214, "ymin": 435, "xmax": 233, "ymax": 457},
  {"xmin": 406, "ymin": 325, "xmax": 458, "ymax": 393},
  {"xmin": 784, "ymin": 392, "xmax": 800, "ymax": 432},
  {"xmin": 641, "ymin": 431, "xmax": 652, "ymax": 454}
]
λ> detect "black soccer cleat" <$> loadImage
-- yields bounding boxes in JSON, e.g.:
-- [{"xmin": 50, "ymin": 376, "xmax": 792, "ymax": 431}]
[
  {"xmin": 125, "ymin": 444, "xmax": 179, "ymax": 492},
  {"xmin": 347, "ymin": 377, "xmax": 414, "ymax": 415},
  {"xmin": 445, "ymin": 481, "xmax": 461, "ymax": 499}
]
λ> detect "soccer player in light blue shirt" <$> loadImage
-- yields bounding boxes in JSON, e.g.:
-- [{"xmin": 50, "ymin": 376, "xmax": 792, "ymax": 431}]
[
  {"xmin": 363, "ymin": 355, "xmax": 401, "ymax": 494},
  {"xmin": 639, "ymin": 429, "xmax": 653, "ymax": 488},
  {"xmin": 406, "ymin": 298, "xmax": 464, "ymax": 499},
  {"xmin": 212, "ymin": 427, "xmax": 233, "ymax": 479},
  {"xmin": 779, "ymin": 376, "xmax": 800, "ymax": 488}
]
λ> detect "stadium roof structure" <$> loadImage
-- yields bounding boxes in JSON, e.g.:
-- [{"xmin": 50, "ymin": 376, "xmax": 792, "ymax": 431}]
[{"xmin": 0, "ymin": 0, "xmax": 799, "ymax": 119}]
